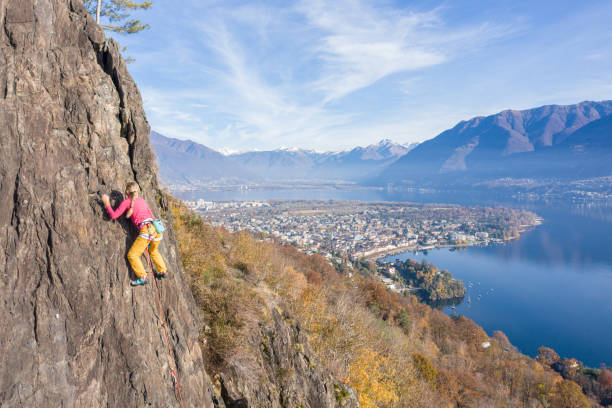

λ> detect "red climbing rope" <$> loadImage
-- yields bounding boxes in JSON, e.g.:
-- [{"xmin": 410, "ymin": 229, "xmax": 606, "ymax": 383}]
[{"xmin": 144, "ymin": 249, "xmax": 185, "ymax": 408}]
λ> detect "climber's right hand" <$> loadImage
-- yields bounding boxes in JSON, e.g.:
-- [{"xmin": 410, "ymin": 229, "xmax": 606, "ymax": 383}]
[{"xmin": 101, "ymin": 194, "xmax": 110, "ymax": 207}]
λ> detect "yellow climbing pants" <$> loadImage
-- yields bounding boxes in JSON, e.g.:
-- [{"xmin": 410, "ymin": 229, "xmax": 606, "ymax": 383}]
[{"xmin": 127, "ymin": 225, "xmax": 167, "ymax": 279}]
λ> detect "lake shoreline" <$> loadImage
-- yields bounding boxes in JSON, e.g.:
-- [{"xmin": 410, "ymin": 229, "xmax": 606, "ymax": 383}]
[{"xmin": 365, "ymin": 217, "xmax": 542, "ymax": 261}]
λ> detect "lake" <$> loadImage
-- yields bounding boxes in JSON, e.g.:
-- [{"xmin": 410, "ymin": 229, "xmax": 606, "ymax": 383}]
[
  {"xmin": 182, "ymin": 187, "xmax": 612, "ymax": 367},
  {"xmin": 382, "ymin": 205, "xmax": 612, "ymax": 367}
]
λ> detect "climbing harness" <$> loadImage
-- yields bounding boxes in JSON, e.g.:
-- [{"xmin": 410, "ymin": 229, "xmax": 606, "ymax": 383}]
[
  {"xmin": 144, "ymin": 242, "xmax": 185, "ymax": 408},
  {"xmin": 139, "ymin": 218, "xmax": 165, "ymax": 235},
  {"xmin": 139, "ymin": 223, "xmax": 163, "ymax": 242},
  {"xmin": 138, "ymin": 218, "xmax": 154, "ymax": 229}
]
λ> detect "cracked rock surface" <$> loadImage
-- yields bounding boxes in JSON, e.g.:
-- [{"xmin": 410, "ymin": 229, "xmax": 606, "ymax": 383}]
[{"xmin": 0, "ymin": 0, "xmax": 217, "ymax": 406}]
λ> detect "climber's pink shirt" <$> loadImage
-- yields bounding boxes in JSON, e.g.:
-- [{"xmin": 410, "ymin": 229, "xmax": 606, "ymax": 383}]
[{"xmin": 105, "ymin": 197, "xmax": 154, "ymax": 228}]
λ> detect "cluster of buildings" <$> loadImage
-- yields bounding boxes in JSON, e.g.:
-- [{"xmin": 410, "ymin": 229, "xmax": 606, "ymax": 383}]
[
  {"xmin": 483, "ymin": 176, "xmax": 612, "ymax": 203},
  {"xmin": 187, "ymin": 199, "xmax": 269, "ymax": 211},
  {"xmin": 187, "ymin": 200, "xmax": 527, "ymax": 259}
]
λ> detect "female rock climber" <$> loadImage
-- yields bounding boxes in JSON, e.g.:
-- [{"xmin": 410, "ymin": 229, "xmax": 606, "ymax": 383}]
[{"xmin": 101, "ymin": 182, "xmax": 168, "ymax": 286}]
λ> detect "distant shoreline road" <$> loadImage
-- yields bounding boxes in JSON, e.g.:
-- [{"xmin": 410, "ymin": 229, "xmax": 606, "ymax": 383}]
[{"xmin": 363, "ymin": 218, "xmax": 542, "ymax": 261}]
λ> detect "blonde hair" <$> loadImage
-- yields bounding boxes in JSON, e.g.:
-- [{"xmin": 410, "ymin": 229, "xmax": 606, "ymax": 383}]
[{"xmin": 125, "ymin": 182, "xmax": 140, "ymax": 197}]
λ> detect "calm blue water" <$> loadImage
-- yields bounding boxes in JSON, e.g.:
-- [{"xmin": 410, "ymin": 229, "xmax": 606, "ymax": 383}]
[{"xmin": 184, "ymin": 187, "xmax": 612, "ymax": 367}]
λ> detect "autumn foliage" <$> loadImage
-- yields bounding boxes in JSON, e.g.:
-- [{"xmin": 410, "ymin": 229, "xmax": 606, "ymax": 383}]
[
  {"xmin": 599, "ymin": 368, "xmax": 612, "ymax": 390},
  {"xmin": 550, "ymin": 379, "xmax": 590, "ymax": 408},
  {"xmin": 170, "ymin": 198, "xmax": 597, "ymax": 407}
]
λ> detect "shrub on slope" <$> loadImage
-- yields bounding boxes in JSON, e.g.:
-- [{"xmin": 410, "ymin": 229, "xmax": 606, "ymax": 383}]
[{"xmin": 170, "ymin": 197, "xmax": 595, "ymax": 408}]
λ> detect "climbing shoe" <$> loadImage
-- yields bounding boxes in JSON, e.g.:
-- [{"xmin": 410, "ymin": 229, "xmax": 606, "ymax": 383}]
[
  {"xmin": 154, "ymin": 271, "xmax": 168, "ymax": 279},
  {"xmin": 130, "ymin": 277, "xmax": 150, "ymax": 286}
]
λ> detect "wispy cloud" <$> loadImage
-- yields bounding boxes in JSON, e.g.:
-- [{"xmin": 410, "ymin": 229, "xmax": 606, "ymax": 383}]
[
  {"xmin": 140, "ymin": 87, "xmax": 212, "ymax": 141},
  {"xmin": 126, "ymin": 0, "xmax": 541, "ymax": 150},
  {"xmin": 299, "ymin": 0, "xmax": 446, "ymax": 101},
  {"xmin": 189, "ymin": 13, "xmax": 355, "ymax": 148},
  {"xmin": 296, "ymin": 0, "xmax": 520, "ymax": 102},
  {"xmin": 171, "ymin": 0, "xmax": 518, "ymax": 150}
]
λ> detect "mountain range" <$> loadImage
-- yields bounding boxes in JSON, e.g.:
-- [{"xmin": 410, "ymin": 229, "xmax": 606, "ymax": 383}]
[
  {"xmin": 151, "ymin": 131, "xmax": 249, "ymax": 186},
  {"xmin": 379, "ymin": 100, "xmax": 612, "ymax": 185},
  {"xmin": 152, "ymin": 100, "xmax": 612, "ymax": 191},
  {"xmin": 151, "ymin": 131, "xmax": 417, "ymax": 187}
]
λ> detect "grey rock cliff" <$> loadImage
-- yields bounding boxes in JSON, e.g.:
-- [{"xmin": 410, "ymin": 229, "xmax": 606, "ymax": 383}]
[
  {"xmin": 219, "ymin": 308, "xmax": 358, "ymax": 408},
  {"xmin": 0, "ymin": 0, "xmax": 217, "ymax": 406}
]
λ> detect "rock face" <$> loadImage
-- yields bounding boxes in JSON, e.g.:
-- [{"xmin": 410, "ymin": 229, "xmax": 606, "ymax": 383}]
[
  {"xmin": 220, "ymin": 308, "xmax": 358, "ymax": 408},
  {"xmin": 0, "ymin": 0, "xmax": 218, "ymax": 406}
]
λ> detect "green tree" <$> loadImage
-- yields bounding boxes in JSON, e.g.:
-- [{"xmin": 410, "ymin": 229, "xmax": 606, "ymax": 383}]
[
  {"xmin": 83, "ymin": 0, "xmax": 152, "ymax": 34},
  {"xmin": 396, "ymin": 308, "xmax": 411, "ymax": 331}
]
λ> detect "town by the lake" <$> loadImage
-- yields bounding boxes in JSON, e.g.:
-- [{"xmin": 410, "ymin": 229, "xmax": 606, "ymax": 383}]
[
  {"xmin": 187, "ymin": 199, "xmax": 541, "ymax": 301},
  {"xmin": 189, "ymin": 199, "xmax": 541, "ymax": 259}
]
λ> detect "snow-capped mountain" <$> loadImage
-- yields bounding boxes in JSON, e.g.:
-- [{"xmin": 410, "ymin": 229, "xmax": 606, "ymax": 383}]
[{"xmin": 150, "ymin": 132, "xmax": 417, "ymax": 187}]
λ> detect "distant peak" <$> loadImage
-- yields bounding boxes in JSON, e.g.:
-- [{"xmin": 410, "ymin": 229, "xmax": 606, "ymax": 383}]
[
  {"xmin": 403, "ymin": 141, "xmax": 420, "ymax": 149},
  {"xmin": 277, "ymin": 146, "xmax": 303, "ymax": 152},
  {"xmin": 274, "ymin": 147, "xmax": 329, "ymax": 154},
  {"xmin": 219, "ymin": 147, "xmax": 247, "ymax": 155}
]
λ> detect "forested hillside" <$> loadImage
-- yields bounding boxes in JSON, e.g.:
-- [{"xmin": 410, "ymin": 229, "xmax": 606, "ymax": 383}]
[{"xmin": 171, "ymin": 198, "xmax": 602, "ymax": 407}]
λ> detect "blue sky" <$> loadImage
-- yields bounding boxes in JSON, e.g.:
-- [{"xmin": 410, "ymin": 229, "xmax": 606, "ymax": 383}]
[{"xmin": 115, "ymin": 0, "xmax": 612, "ymax": 152}]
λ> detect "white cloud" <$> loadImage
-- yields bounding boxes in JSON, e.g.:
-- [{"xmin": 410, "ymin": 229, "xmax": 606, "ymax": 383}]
[
  {"xmin": 298, "ymin": 0, "xmax": 447, "ymax": 101},
  {"xmin": 131, "ymin": 0, "xmax": 523, "ymax": 151},
  {"xmin": 189, "ymin": 16, "xmax": 355, "ymax": 149},
  {"xmin": 296, "ymin": 1, "xmax": 520, "ymax": 103},
  {"xmin": 140, "ymin": 87, "xmax": 211, "ymax": 142}
]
